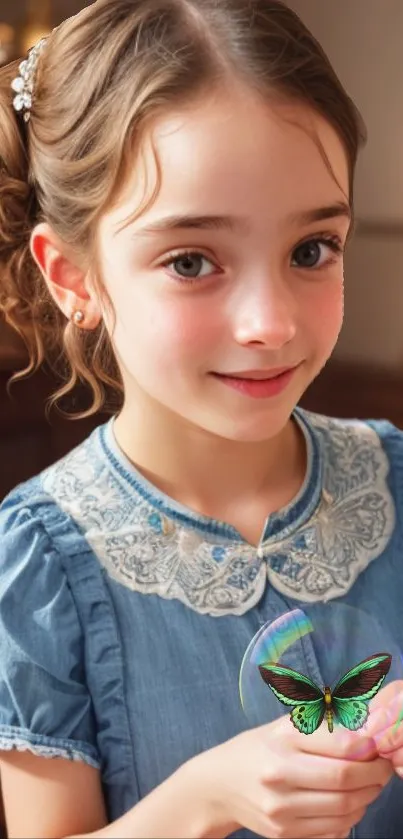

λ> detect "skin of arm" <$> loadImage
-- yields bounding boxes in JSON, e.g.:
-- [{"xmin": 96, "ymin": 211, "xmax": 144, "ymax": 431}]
[{"xmin": 0, "ymin": 751, "xmax": 236, "ymax": 839}]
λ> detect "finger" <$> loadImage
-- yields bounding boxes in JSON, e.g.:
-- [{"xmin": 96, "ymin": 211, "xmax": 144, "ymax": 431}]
[
  {"xmin": 365, "ymin": 700, "xmax": 403, "ymax": 741},
  {"xmin": 288, "ymin": 751, "xmax": 393, "ymax": 791},
  {"xmin": 370, "ymin": 680, "xmax": 403, "ymax": 713},
  {"xmin": 384, "ymin": 749, "xmax": 403, "ymax": 778},
  {"xmin": 271, "ymin": 713, "xmax": 377, "ymax": 761},
  {"xmin": 323, "ymin": 833, "xmax": 350, "ymax": 839},
  {"xmin": 375, "ymin": 724, "xmax": 403, "ymax": 755},
  {"xmin": 384, "ymin": 745, "xmax": 403, "ymax": 766},
  {"xmin": 286, "ymin": 807, "xmax": 367, "ymax": 839},
  {"xmin": 307, "ymin": 806, "xmax": 367, "ymax": 838},
  {"xmin": 283, "ymin": 784, "xmax": 381, "ymax": 818},
  {"xmin": 297, "ymin": 726, "xmax": 378, "ymax": 762}
]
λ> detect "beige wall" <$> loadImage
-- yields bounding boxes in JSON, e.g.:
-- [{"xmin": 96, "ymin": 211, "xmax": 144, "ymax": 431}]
[{"xmin": 288, "ymin": 0, "xmax": 403, "ymax": 368}]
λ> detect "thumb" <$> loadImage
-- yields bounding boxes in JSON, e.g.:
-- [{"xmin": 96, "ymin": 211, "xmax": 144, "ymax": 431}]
[
  {"xmin": 370, "ymin": 680, "xmax": 403, "ymax": 713},
  {"xmin": 365, "ymin": 703, "xmax": 396, "ymax": 740}
]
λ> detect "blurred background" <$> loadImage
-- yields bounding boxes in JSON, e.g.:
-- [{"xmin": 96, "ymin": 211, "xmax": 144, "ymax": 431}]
[{"xmin": 1, "ymin": 0, "xmax": 403, "ymax": 500}]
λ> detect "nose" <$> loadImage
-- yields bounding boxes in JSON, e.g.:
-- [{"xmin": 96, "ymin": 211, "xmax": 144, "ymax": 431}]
[{"xmin": 232, "ymin": 274, "xmax": 297, "ymax": 349}]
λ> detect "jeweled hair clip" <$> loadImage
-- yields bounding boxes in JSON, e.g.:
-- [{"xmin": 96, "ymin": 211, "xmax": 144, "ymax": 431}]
[{"xmin": 11, "ymin": 36, "xmax": 49, "ymax": 123}]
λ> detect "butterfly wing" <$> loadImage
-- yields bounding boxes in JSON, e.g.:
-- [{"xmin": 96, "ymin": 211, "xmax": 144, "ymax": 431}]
[
  {"xmin": 331, "ymin": 653, "xmax": 392, "ymax": 732},
  {"xmin": 259, "ymin": 663, "xmax": 325, "ymax": 734},
  {"xmin": 332, "ymin": 653, "xmax": 392, "ymax": 701},
  {"xmin": 332, "ymin": 697, "xmax": 369, "ymax": 731},
  {"xmin": 291, "ymin": 700, "xmax": 326, "ymax": 735},
  {"xmin": 258, "ymin": 663, "xmax": 323, "ymax": 706}
]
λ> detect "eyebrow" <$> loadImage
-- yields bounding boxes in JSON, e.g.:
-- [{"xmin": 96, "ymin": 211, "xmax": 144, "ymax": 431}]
[
  {"xmin": 290, "ymin": 202, "xmax": 351, "ymax": 225},
  {"xmin": 136, "ymin": 214, "xmax": 247, "ymax": 235},
  {"xmin": 134, "ymin": 202, "xmax": 351, "ymax": 236}
]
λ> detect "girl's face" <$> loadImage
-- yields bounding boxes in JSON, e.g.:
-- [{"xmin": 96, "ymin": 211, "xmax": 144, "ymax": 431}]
[{"xmin": 98, "ymin": 86, "xmax": 350, "ymax": 443}]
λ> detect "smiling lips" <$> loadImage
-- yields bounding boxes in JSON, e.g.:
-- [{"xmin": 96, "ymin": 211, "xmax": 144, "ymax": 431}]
[{"xmin": 211, "ymin": 365, "xmax": 300, "ymax": 398}]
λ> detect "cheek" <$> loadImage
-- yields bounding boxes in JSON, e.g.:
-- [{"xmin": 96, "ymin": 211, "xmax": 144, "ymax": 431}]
[
  {"xmin": 307, "ymin": 280, "xmax": 344, "ymax": 347},
  {"xmin": 111, "ymin": 292, "xmax": 220, "ymax": 369}
]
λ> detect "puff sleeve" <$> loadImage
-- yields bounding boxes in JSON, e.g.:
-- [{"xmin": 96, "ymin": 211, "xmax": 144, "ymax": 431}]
[{"xmin": 0, "ymin": 490, "xmax": 100, "ymax": 768}]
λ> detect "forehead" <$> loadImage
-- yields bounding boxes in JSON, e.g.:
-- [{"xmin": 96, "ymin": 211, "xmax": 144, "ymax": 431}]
[{"xmin": 107, "ymin": 86, "xmax": 349, "ymax": 232}]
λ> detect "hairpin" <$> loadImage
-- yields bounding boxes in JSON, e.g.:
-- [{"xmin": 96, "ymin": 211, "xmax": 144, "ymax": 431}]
[{"xmin": 11, "ymin": 37, "xmax": 49, "ymax": 123}]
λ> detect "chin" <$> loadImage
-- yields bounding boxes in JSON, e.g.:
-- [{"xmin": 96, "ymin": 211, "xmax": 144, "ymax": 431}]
[{"xmin": 202, "ymin": 409, "xmax": 295, "ymax": 445}]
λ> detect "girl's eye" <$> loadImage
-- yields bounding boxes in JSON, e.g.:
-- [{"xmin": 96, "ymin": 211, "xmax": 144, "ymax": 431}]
[
  {"xmin": 291, "ymin": 237, "xmax": 343, "ymax": 269},
  {"xmin": 161, "ymin": 251, "xmax": 216, "ymax": 281}
]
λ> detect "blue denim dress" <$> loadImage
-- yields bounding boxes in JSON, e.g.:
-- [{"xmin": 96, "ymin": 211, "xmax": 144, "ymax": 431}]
[{"xmin": 0, "ymin": 408, "xmax": 403, "ymax": 838}]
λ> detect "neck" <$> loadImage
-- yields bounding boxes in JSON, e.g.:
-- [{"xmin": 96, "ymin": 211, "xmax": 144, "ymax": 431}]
[{"xmin": 113, "ymin": 396, "xmax": 307, "ymax": 545}]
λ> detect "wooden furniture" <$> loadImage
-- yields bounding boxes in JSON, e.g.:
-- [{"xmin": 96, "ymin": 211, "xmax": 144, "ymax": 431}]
[
  {"xmin": 302, "ymin": 362, "xmax": 403, "ymax": 428},
  {"xmin": 0, "ymin": 322, "xmax": 107, "ymax": 500}
]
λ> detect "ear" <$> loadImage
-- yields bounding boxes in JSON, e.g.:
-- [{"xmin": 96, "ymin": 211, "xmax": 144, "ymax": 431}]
[{"xmin": 30, "ymin": 222, "xmax": 102, "ymax": 329}]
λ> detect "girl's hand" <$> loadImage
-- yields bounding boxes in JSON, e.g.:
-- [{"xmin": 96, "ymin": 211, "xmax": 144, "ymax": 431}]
[
  {"xmin": 188, "ymin": 714, "xmax": 392, "ymax": 839},
  {"xmin": 365, "ymin": 680, "xmax": 403, "ymax": 777}
]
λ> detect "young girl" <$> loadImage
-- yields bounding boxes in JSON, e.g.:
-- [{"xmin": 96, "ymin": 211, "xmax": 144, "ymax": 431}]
[{"xmin": 0, "ymin": 0, "xmax": 403, "ymax": 837}]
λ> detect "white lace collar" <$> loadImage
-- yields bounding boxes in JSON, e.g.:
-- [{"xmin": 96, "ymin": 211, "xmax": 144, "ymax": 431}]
[{"xmin": 41, "ymin": 411, "xmax": 395, "ymax": 616}]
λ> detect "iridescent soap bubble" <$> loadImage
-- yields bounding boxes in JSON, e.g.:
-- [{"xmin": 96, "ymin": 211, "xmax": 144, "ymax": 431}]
[{"xmin": 239, "ymin": 602, "xmax": 403, "ymax": 747}]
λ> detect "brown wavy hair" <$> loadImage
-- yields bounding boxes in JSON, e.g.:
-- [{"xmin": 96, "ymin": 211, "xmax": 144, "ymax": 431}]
[{"xmin": 0, "ymin": 0, "xmax": 366, "ymax": 419}]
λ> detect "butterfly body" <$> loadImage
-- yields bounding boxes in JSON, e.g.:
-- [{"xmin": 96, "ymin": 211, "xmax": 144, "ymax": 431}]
[
  {"xmin": 258, "ymin": 653, "xmax": 392, "ymax": 735},
  {"xmin": 324, "ymin": 687, "xmax": 333, "ymax": 733}
]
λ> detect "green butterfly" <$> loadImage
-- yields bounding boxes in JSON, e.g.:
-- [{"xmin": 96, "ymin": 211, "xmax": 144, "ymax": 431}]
[{"xmin": 258, "ymin": 653, "xmax": 392, "ymax": 734}]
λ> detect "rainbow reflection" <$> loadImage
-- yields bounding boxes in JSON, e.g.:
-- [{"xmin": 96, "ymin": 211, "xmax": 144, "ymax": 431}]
[{"xmin": 239, "ymin": 608, "xmax": 314, "ymax": 712}]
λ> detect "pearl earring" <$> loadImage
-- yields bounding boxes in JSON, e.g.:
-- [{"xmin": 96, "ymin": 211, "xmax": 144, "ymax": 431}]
[{"xmin": 72, "ymin": 310, "xmax": 85, "ymax": 326}]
